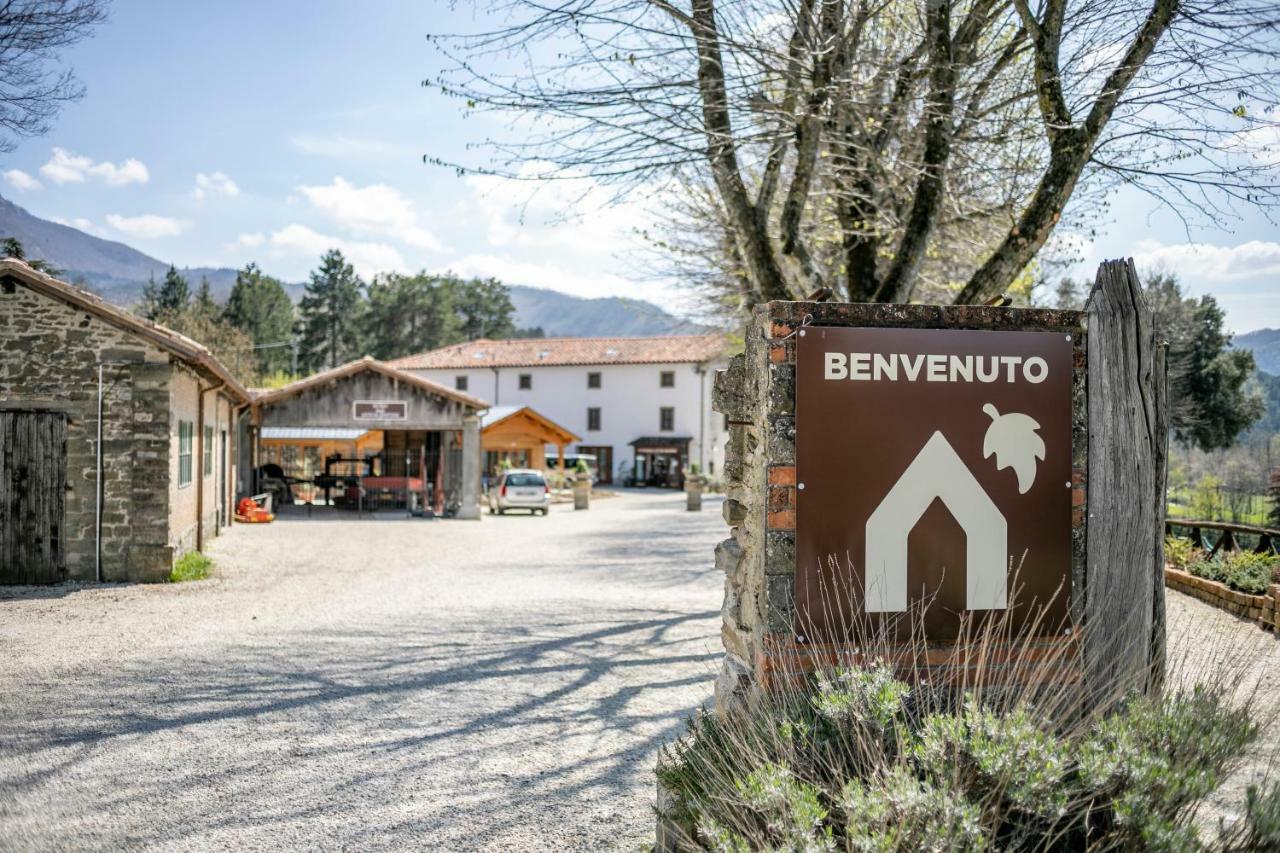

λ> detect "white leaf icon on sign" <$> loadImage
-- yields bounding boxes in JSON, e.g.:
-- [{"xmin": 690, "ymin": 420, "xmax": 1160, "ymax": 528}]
[{"xmin": 981, "ymin": 403, "xmax": 1045, "ymax": 494}]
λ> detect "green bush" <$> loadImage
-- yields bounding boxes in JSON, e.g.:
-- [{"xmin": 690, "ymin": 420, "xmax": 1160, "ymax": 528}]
[
  {"xmin": 1189, "ymin": 551, "xmax": 1277, "ymax": 595},
  {"xmin": 1164, "ymin": 535, "xmax": 1202, "ymax": 572},
  {"xmin": 1221, "ymin": 551, "xmax": 1276, "ymax": 595},
  {"xmin": 169, "ymin": 551, "xmax": 213, "ymax": 583},
  {"xmin": 657, "ymin": 663, "xmax": 1261, "ymax": 851}
]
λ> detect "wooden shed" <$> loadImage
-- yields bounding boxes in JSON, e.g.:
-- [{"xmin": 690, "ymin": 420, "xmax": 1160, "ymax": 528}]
[{"xmin": 480, "ymin": 405, "xmax": 581, "ymax": 477}]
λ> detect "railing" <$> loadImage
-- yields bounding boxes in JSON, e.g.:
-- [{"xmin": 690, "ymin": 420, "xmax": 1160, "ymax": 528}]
[{"xmin": 1165, "ymin": 517, "xmax": 1279, "ymax": 557}]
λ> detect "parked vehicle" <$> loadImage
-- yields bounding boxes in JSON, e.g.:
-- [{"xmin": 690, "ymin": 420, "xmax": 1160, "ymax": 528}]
[
  {"xmin": 488, "ymin": 469, "xmax": 551, "ymax": 516},
  {"xmin": 544, "ymin": 452, "xmax": 599, "ymax": 484}
]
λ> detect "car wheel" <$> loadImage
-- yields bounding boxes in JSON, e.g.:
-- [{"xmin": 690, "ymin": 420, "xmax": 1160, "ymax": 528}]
[{"xmin": 497, "ymin": 507, "xmax": 505, "ymax": 515}]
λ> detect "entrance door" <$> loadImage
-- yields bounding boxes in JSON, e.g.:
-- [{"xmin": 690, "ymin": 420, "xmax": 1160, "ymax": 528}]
[
  {"xmin": 577, "ymin": 445, "xmax": 613, "ymax": 484},
  {"xmin": 0, "ymin": 411, "xmax": 67, "ymax": 584}
]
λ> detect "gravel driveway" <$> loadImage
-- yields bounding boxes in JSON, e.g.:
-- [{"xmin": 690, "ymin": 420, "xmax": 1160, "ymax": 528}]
[
  {"xmin": 4, "ymin": 493, "xmax": 1277, "ymax": 850},
  {"xmin": 0, "ymin": 490, "xmax": 726, "ymax": 851}
]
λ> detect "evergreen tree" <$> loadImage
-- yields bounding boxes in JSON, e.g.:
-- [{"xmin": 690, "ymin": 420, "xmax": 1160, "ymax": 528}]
[
  {"xmin": 194, "ymin": 276, "xmax": 218, "ymax": 319},
  {"xmin": 447, "ymin": 275, "xmax": 517, "ymax": 340},
  {"xmin": 297, "ymin": 249, "xmax": 364, "ymax": 372},
  {"xmin": 144, "ymin": 265, "xmax": 190, "ymax": 320},
  {"xmin": 361, "ymin": 272, "xmax": 461, "ymax": 360},
  {"xmin": 1145, "ymin": 273, "xmax": 1265, "ymax": 451},
  {"xmin": 224, "ymin": 263, "xmax": 296, "ymax": 375}
]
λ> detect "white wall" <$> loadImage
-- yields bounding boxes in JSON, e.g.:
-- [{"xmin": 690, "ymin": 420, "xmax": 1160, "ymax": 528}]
[{"xmin": 409, "ymin": 361, "xmax": 727, "ymax": 481}]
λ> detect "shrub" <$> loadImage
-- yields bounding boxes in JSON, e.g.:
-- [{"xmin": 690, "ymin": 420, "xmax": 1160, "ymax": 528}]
[
  {"xmin": 1164, "ymin": 535, "xmax": 1202, "ymax": 572},
  {"xmin": 657, "ymin": 665, "xmax": 1259, "ymax": 851},
  {"xmin": 169, "ymin": 551, "xmax": 212, "ymax": 583},
  {"xmin": 1188, "ymin": 551, "xmax": 1277, "ymax": 595},
  {"xmin": 1220, "ymin": 551, "xmax": 1276, "ymax": 595}
]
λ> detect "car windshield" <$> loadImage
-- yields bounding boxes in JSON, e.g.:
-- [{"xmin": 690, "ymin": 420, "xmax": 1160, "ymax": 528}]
[{"xmin": 505, "ymin": 473, "xmax": 544, "ymax": 487}]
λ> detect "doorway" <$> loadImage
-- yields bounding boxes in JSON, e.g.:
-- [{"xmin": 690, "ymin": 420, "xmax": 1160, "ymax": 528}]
[{"xmin": 0, "ymin": 411, "xmax": 67, "ymax": 583}]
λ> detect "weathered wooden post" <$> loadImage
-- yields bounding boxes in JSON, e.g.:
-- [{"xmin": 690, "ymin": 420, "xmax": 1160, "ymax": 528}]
[
  {"xmin": 1084, "ymin": 259, "xmax": 1168, "ymax": 699},
  {"xmin": 708, "ymin": 258, "xmax": 1167, "ymax": 715}
]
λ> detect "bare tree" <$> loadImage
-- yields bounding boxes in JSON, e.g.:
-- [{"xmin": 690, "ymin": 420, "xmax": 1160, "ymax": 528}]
[
  {"xmin": 0, "ymin": 0, "xmax": 106, "ymax": 153},
  {"xmin": 427, "ymin": 0, "xmax": 1280, "ymax": 310}
]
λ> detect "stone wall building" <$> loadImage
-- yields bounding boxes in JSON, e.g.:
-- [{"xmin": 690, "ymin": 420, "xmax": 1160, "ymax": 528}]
[{"xmin": 0, "ymin": 259, "xmax": 248, "ymax": 583}]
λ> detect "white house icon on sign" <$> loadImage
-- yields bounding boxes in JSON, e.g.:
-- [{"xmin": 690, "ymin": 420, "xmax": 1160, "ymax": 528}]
[{"xmin": 864, "ymin": 431, "xmax": 1008, "ymax": 613}]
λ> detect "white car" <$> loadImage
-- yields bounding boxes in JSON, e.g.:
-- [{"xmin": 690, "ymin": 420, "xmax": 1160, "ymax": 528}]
[{"xmin": 488, "ymin": 469, "xmax": 551, "ymax": 516}]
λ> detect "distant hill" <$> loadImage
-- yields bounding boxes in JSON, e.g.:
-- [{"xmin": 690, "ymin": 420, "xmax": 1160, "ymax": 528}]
[
  {"xmin": 0, "ymin": 193, "xmax": 698, "ymax": 337},
  {"xmin": 507, "ymin": 284, "xmax": 705, "ymax": 337},
  {"xmin": 0, "ymin": 194, "xmax": 248, "ymax": 306},
  {"xmin": 1236, "ymin": 328, "xmax": 1280, "ymax": 375}
]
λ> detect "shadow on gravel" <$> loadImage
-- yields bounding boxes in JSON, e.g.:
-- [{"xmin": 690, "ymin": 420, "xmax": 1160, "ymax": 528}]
[{"xmin": 0, "ymin": 607, "xmax": 720, "ymax": 848}]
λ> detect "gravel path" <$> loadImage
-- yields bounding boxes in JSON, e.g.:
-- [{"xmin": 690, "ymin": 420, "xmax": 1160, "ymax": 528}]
[
  {"xmin": 4, "ymin": 496, "xmax": 1277, "ymax": 850},
  {"xmin": 1165, "ymin": 588, "xmax": 1280, "ymax": 831},
  {"xmin": 0, "ymin": 490, "xmax": 726, "ymax": 852}
]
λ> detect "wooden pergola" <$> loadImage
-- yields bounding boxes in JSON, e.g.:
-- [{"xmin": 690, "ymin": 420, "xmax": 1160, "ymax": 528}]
[{"xmin": 480, "ymin": 406, "xmax": 580, "ymax": 475}]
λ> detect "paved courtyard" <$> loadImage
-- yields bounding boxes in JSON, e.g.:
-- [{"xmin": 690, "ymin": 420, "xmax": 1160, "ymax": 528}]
[{"xmin": 0, "ymin": 490, "xmax": 725, "ymax": 851}]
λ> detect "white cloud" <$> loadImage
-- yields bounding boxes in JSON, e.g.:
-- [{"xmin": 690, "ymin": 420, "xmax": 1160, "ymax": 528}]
[
  {"xmin": 39, "ymin": 147, "xmax": 149, "ymax": 186},
  {"xmin": 104, "ymin": 213, "xmax": 188, "ymax": 239},
  {"xmin": 462, "ymin": 163, "xmax": 651, "ymax": 255},
  {"xmin": 3, "ymin": 169, "xmax": 42, "ymax": 191},
  {"xmin": 236, "ymin": 232, "xmax": 265, "ymax": 248},
  {"xmin": 296, "ymin": 176, "xmax": 447, "ymax": 252},
  {"xmin": 1133, "ymin": 239, "xmax": 1280, "ymax": 280},
  {"xmin": 1229, "ymin": 123, "xmax": 1280, "ymax": 167},
  {"xmin": 192, "ymin": 171, "xmax": 240, "ymax": 200},
  {"xmin": 267, "ymin": 223, "xmax": 405, "ymax": 278}
]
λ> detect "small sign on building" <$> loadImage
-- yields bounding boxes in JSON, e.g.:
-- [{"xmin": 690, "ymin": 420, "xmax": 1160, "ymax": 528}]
[
  {"xmin": 352, "ymin": 399, "xmax": 408, "ymax": 421},
  {"xmin": 795, "ymin": 326, "xmax": 1075, "ymax": 642}
]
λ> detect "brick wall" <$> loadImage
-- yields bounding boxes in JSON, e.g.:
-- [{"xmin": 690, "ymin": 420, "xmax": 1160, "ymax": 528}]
[{"xmin": 1165, "ymin": 568, "xmax": 1280, "ymax": 631}]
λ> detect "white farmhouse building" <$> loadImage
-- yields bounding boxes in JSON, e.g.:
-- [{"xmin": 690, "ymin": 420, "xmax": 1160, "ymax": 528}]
[{"xmin": 390, "ymin": 335, "xmax": 728, "ymax": 486}]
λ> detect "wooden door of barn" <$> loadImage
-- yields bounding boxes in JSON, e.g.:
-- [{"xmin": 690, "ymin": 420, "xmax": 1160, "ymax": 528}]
[{"xmin": 0, "ymin": 411, "xmax": 67, "ymax": 584}]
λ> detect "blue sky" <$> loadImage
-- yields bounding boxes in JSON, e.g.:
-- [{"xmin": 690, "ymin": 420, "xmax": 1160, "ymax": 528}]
[{"xmin": 0, "ymin": 1, "xmax": 1276, "ymax": 333}]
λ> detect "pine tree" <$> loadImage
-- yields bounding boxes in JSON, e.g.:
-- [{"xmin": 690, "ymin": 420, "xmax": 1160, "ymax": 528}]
[
  {"xmin": 447, "ymin": 275, "xmax": 517, "ymax": 340},
  {"xmin": 297, "ymin": 249, "xmax": 364, "ymax": 372},
  {"xmin": 223, "ymin": 263, "xmax": 297, "ymax": 376},
  {"xmin": 361, "ymin": 272, "xmax": 461, "ymax": 360},
  {"xmin": 194, "ymin": 276, "xmax": 218, "ymax": 319},
  {"xmin": 145, "ymin": 265, "xmax": 190, "ymax": 320}
]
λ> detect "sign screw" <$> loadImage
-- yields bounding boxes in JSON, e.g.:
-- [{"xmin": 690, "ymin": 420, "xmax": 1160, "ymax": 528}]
[
  {"xmin": 1064, "ymin": 481, "xmax": 1071, "ymax": 488},
  {"xmin": 798, "ymin": 483, "xmax": 806, "ymax": 490},
  {"xmin": 1065, "ymin": 334, "xmax": 1072, "ymax": 341},
  {"xmin": 799, "ymin": 330, "xmax": 806, "ymax": 337}
]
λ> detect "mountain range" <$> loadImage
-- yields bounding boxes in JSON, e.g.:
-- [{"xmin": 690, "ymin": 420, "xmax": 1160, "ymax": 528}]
[
  {"xmin": 0, "ymin": 194, "xmax": 698, "ymax": 338},
  {"xmin": 1235, "ymin": 328, "xmax": 1280, "ymax": 375}
]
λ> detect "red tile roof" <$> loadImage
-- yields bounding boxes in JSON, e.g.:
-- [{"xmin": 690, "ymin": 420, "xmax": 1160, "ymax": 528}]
[{"xmin": 388, "ymin": 334, "xmax": 726, "ymax": 370}]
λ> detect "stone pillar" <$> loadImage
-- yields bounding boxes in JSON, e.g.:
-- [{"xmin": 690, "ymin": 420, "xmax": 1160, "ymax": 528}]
[
  {"xmin": 457, "ymin": 413, "xmax": 481, "ymax": 520},
  {"xmin": 573, "ymin": 477, "xmax": 591, "ymax": 510}
]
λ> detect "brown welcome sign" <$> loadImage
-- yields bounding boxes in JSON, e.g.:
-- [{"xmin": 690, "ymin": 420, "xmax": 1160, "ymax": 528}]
[{"xmin": 795, "ymin": 326, "xmax": 1075, "ymax": 643}]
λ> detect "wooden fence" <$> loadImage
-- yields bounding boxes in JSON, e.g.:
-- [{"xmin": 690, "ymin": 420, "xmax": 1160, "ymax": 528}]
[{"xmin": 1165, "ymin": 517, "xmax": 1279, "ymax": 557}]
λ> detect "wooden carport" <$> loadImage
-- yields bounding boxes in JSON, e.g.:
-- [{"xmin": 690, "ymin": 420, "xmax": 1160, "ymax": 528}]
[{"xmin": 480, "ymin": 406, "xmax": 580, "ymax": 477}]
